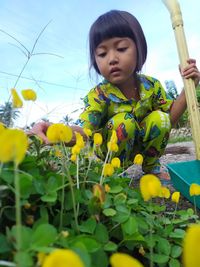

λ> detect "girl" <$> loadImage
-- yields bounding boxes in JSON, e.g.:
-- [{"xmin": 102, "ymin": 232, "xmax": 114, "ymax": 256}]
[{"xmin": 31, "ymin": 10, "xmax": 200, "ymax": 177}]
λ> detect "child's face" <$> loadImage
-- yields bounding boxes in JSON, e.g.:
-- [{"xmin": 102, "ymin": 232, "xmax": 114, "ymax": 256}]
[{"xmin": 95, "ymin": 37, "xmax": 137, "ymax": 88}]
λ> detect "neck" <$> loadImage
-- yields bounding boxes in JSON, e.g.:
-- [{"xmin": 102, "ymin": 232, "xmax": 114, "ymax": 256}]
[{"xmin": 117, "ymin": 75, "xmax": 139, "ymax": 100}]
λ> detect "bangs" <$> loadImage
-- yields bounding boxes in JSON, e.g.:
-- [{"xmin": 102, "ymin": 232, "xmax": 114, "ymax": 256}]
[{"xmin": 91, "ymin": 15, "xmax": 136, "ymax": 50}]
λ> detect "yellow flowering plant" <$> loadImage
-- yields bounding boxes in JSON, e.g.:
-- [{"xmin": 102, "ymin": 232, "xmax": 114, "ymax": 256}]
[
  {"xmin": 183, "ymin": 224, "xmax": 200, "ymax": 267},
  {"xmin": 21, "ymin": 89, "xmax": 37, "ymax": 101},
  {"xmin": 46, "ymin": 123, "xmax": 73, "ymax": 143},
  {"xmin": 1, "ymin": 81, "xmax": 199, "ymax": 267},
  {"xmin": 42, "ymin": 249, "xmax": 85, "ymax": 267},
  {"xmin": 11, "ymin": 88, "xmax": 23, "ymax": 108},
  {"xmin": 110, "ymin": 252, "xmax": 144, "ymax": 267},
  {"xmin": 140, "ymin": 174, "xmax": 162, "ymax": 201},
  {"xmin": 93, "ymin": 132, "xmax": 103, "ymax": 146},
  {"xmin": 111, "ymin": 157, "xmax": 121, "ymax": 169}
]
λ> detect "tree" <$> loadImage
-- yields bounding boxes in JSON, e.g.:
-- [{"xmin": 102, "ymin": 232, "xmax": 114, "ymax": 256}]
[
  {"xmin": 165, "ymin": 80, "xmax": 178, "ymax": 99},
  {"xmin": 0, "ymin": 101, "xmax": 20, "ymax": 127},
  {"xmin": 60, "ymin": 115, "xmax": 74, "ymax": 125}
]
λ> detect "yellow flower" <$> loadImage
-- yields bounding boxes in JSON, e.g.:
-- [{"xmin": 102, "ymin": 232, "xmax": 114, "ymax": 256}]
[
  {"xmin": 171, "ymin": 191, "xmax": 180, "ymax": 204},
  {"xmin": 110, "ymin": 130, "xmax": 118, "ymax": 144},
  {"xmin": 42, "ymin": 249, "xmax": 85, "ymax": 267},
  {"xmin": 75, "ymin": 132, "xmax": 85, "ymax": 148},
  {"xmin": 159, "ymin": 186, "xmax": 170, "ymax": 199},
  {"xmin": 55, "ymin": 149, "xmax": 63, "ymax": 158},
  {"xmin": 94, "ymin": 133, "xmax": 103, "ymax": 146},
  {"xmin": 110, "ymin": 252, "xmax": 144, "ymax": 267},
  {"xmin": 107, "ymin": 141, "xmax": 119, "ymax": 152},
  {"xmin": 0, "ymin": 128, "xmax": 28, "ymax": 165},
  {"xmin": 83, "ymin": 128, "xmax": 92, "ymax": 137},
  {"xmin": 140, "ymin": 174, "xmax": 162, "ymax": 201},
  {"xmin": 183, "ymin": 224, "xmax": 200, "ymax": 267},
  {"xmin": 103, "ymin": 163, "xmax": 114, "ymax": 177},
  {"xmin": 133, "ymin": 154, "xmax": 143, "ymax": 165},
  {"xmin": 71, "ymin": 145, "xmax": 81, "ymax": 155},
  {"xmin": 61, "ymin": 231, "xmax": 69, "ymax": 238},
  {"xmin": 11, "ymin": 88, "xmax": 23, "ymax": 108},
  {"xmin": 46, "ymin": 123, "xmax": 72, "ymax": 143},
  {"xmin": 138, "ymin": 246, "xmax": 145, "ymax": 256},
  {"xmin": 21, "ymin": 89, "xmax": 37, "ymax": 101},
  {"xmin": 111, "ymin": 157, "xmax": 121, "ymax": 168},
  {"xmin": 70, "ymin": 154, "xmax": 77, "ymax": 162},
  {"xmin": 104, "ymin": 184, "xmax": 111, "ymax": 193},
  {"xmin": 0, "ymin": 123, "xmax": 5, "ymax": 134},
  {"xmin": 37, "ymin": 252, "xmax": 46, "ymax": 266},
  {"xmin": 189, "ymin": 183, "xmax": 200, "ymax": 196},
  {"xmin": 93, "ymin": 184, "xmax": 105, "ymax": 204}
]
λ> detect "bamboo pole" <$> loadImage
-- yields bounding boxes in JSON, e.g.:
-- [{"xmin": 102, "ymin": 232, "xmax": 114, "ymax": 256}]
[{"xmin": 163, "ymin": 0, "xmax": 200, "ymax": 160}]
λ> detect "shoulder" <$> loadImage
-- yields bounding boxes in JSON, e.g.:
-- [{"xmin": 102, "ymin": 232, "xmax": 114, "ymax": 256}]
[
  {"xmin": 138, "ymin": 74, "xmax": 164, "ymax": 92},
  {"xmin": 138, "ymin": 74, "xmax": 161, "ymax": 86}
]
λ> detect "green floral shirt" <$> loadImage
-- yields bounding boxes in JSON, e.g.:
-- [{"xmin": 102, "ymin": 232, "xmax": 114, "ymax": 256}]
[{"xmin": 79, "ymin": 74, "xmax": 173, "ymax": 130}]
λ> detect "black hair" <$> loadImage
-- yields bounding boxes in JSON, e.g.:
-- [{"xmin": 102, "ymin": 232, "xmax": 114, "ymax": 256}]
[{"xmin": 89, "ymin": 10, "xmax": 147, "ymax": 74}]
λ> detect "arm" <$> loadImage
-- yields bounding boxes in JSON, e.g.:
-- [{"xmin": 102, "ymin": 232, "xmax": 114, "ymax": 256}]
[{"xmin": 170, "ymin": 59, "xmax": 200, "ymax": 126}]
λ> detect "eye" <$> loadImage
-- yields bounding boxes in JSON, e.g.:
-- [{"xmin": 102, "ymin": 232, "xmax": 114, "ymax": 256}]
[
  {"xmin": 117, "ymin": 47, "xmax": 128, "ymax": 52},
  {"xmin": 97, "ymin": 52, "xmax": 107, "ymax": 58}
]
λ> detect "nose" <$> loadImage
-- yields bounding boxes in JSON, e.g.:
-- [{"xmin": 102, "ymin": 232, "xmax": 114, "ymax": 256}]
[{"xmin": 108, "ymin": 50, "xmax": 118, "ymax": 65}]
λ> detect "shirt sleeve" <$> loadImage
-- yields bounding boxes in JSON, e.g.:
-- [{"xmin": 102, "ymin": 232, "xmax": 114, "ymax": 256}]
[
  {"xmin": 78, "ymin": 86, "xmax": 108, "ymax": 130},
  {"xmin": 152, "ymin": 79, "xmax": 174, "ymax": 113}
]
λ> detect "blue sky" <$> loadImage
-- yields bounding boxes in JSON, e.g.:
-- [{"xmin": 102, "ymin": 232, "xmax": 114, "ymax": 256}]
[{"xmin": 0, "ymin": 0, "xmax": 199, "ymax": 126}]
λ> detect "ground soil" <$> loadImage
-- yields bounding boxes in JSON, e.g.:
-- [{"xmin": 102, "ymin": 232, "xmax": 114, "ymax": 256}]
[{"xmin": 127, "ymin": 141, "xmax": 199, "ymax": 213}]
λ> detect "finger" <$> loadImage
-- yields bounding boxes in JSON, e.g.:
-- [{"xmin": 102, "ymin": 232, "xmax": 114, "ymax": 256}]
[
  {"xmin": 38, "ymin": 133, "xmax": 50, "ymax": 144},
  {"xmin": 187, "ymin": 58, "xmax": 196, "ymax": 64}
]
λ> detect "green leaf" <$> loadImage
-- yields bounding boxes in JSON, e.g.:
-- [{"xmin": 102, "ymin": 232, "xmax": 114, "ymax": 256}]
[
  {"xmin": 103, "ymin": 208, "xmax": 116, "ymax": 217},
  {"xmin": 46, "ymin": 176, "xmax": 59, "ymax": 192},
  {"xmin": 156, "ymin": 237, "xmax": 171, "ymax": 256},
  {"xmin": 91, "ymin": 248, "xmax": 108, "ymax": 267},
  {"xmin": 114, "ymin": 193, "xmax": 127, "ymax": 205},
  {"xmin": 11, "ymin": 226, "xmax": 32, "ymax": 250},
  {"xmin": 169, "ymin": 258, "xmax": 181, "ymax": 267},
  {"xmin": 146, "ymin": 253, "xmax": 169, "ymax": 264},
  {"xmin": 104, "ymin": 241, "xmax": 118, "ymax": 251},
  {"xmin": 122, "ymin": 216, "xmax": 138, "ymax": 236},
  {"xmin": 0, "ymin": 234, "xmax": 11, "ymax": 253},
  {"xmin": 14, "ymin": 251, "xmax": 33, "ymax": 267},
  {"xmin": 19, "ymin": 173, "xmax": 33, "ymax": 199},
  {"xmin": 169, "ymin": 229, "xmax": 185, "ymax": 239},
  {"xmin": 109, "ymin": 185, "xmax": 123, "ymax": 194},
  {"xmin": 94, "ymin": 223, "xmax": 109, "ymax": 244},
  {"xmin": 33, "ymin": 177, "xmax": 45, "ymax": 194},
  {"xmin": 171, "ymin": 245, "xmax": 182, "ymax": 258},
  {"xmin": 71, "ymin": 236, "xmax": 101, "ymax": 253},
  {"xmin": 79, "ymin": 218, "xmax": 97, "ymax": 234},
  {"xmin": 0, "ymin": 169, "xmax": 14, "ymax": 184},
  {"xmin": 127, "ymin": 198, "xmax": 138, "ymax": 205},
  {"xmin": 30, "ymin": 224, "xmax": 57, "ymax": 248},
  {"xmin": 41, "ymin": 191, "xmax": 57, "ymax": 202}
]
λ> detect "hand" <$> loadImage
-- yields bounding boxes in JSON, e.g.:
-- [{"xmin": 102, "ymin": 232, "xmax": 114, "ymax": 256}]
[
  {"xmin": 27, "ymin": 121, "xmax": 51, "ymax": 144},
  {"xmin": 180, "ymin": 58, "xmax": 200, "ymax": 87}
]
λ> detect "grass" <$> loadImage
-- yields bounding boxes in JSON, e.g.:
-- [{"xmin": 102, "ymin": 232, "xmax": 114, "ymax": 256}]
[{"xmin": 168, "ymin": 136, "xmax": 192, "ymax": 144}]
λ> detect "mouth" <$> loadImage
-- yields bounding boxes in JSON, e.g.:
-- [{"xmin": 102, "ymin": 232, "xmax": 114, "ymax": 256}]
[{"xmin": 110, "ymin": 67, "xmax": 121, "ymax": 74}]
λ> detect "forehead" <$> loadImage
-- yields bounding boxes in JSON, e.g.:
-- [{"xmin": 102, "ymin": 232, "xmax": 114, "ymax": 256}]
[{"xmin": 96, "ymin": 37, "xmax": 133, "ymax": 49}]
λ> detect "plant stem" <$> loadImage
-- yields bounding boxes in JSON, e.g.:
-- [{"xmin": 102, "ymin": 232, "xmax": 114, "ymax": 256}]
[
  {"xmin": 14, "ymin": 163, "xmax": 22, "ymax": 253},
  {"xmin": 100, "ymin": 149, "xmax": 110, "ymax": 185},
  {"xmin": 149, "ymin": 200, "xmax": 153, "ymax": 267},
  {"xmin": 59, "ymin": 174, "xmax": 65, "ymax": 231},
  {"xmin": 172, "ymin": 203, "xmax": 178, "ymax": 221},
  {"xmin": 193, "ymin": 196, "xmax": 197, "ymax": 221}
]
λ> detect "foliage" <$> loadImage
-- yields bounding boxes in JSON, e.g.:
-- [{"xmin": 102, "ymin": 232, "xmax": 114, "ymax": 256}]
[
  {"xmin": 0, "ymin": 135, "xmax": 199, "ymax": 267},
  {"xmin": 0, "ymin": 102, "xmax": 20, "ymax": 127},
  {"xmin": 165, "ymin": 81, "xmax": 200, "ymax": 129}
]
